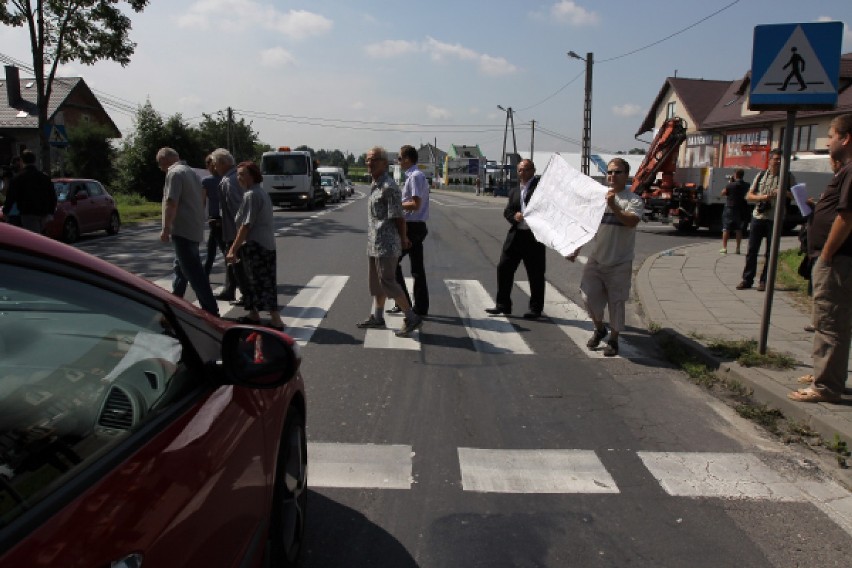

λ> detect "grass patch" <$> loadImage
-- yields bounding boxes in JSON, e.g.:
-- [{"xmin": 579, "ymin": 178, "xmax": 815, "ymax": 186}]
[
  {"xmin": 777, "ymin": 248, "xmax": 810, "ymax": 305},
  {"xmin": 706, "ymin": 338, "xmax": 796, "ymax": 369},
  {"xmin": 735, "ymin": 403, "xmax": 784, "ymax": 433},
  {"xmin": 114, "ymin": 193, "xmax": 161, "ymax": 225}
]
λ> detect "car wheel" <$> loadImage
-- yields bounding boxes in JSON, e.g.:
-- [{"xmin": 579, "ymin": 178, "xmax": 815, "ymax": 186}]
[
  {"xmin": 62, "ymin": 218, "xmax": 79, "ymax": 243},
  {"xmin": 269, "ymin": 407, "xmax": 307, "ymax": 567},
  {"xmin": 106, "ymin": 211, "xmax": 120, "ymax": 235}
]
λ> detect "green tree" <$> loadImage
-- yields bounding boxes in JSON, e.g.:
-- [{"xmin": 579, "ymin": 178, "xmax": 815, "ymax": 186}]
[
  {"xmin": 0, "ymin": 0, "xmax": 149, "ymax": 172},
  {"xmin": 114, "ymin": 101, "xmax": 167, "ymax": 200},
  {"xmin": 64, "ymin": 121, "xmax": 116, "ymax": 183},
  {"xmin": 196, "ymin": 111, "xmax": 271, "ymax": 162}
]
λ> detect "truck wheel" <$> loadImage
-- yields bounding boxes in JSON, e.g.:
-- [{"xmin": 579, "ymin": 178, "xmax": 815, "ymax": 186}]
[{"xmin": 675, "ymin": 218, "xmax": 695, "ymax": 232}]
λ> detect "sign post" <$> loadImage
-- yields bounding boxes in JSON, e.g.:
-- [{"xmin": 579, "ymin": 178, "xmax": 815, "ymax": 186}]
[{"xmin": 749, "ymin": 22, "xmax": 842, "ymax": 354}]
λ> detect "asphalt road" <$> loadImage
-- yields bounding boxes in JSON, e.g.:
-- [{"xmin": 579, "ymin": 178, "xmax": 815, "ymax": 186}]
[{"xmin": 74, "ymin": 187, "xmax": 852, "ymax": 567}]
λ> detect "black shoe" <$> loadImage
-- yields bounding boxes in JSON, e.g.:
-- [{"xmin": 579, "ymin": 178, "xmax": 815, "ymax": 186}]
[
  {"xmin": 756, "ymin": 282, "xmax": 766, "ymax": 292},
  {"xmin": 485, "ymin": 306, "xmax": 511, "ymax": 315},
  {"xmin": 587, "ymin": 326, "xmax": 608, "ymax": 349},
  {"xmin": 603, "ymin": 338, "xmax": 619, "ymax": 357},
  {"xmin": 736, "ymin": 281, "xmax": 751, "ymax": 290},
  {"xmin": 230, "ymin": 298, "xmax": 245, "ymax": 306},
  {"xmin": 386, "ymin": 305, "xmax": 402, "ymax": 314},
  {"xmin": 395, "ymin": 315, "xmax": 423, "ymax": 337},
  {"xmin": 523, "ymin": 311, "xmax": 542, "ymax": 320},
  {"xmin": 216, "ymin": 292, "xmax": 235, "ymax": 301},
  {"xmin": 356, "ymin": 315, "xmax": 386, "ymax": 329}
]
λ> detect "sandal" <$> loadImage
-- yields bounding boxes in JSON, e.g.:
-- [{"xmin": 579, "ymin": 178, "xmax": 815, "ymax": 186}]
[
  {"xmin": 796, "ymin": 374, "xmax": 814, "ymax": 385},
  {"xmin": 788, "ymin": 387, "xmax": 841, "ymax": 403}
]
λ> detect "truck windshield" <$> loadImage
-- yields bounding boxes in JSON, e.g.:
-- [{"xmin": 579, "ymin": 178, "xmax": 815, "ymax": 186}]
[{"xmin": 261, "ymin": 155, "xmax": 308, "ymax": 176}]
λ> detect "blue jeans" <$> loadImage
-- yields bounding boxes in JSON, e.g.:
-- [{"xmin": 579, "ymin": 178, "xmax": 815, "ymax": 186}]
[
  {"xmin": 172, "ymin": 235, "xmax": 219, "ymax": 316},
  {"xmin": 741, "ymin": 219, "xmax": 773, "ymax": 286}
]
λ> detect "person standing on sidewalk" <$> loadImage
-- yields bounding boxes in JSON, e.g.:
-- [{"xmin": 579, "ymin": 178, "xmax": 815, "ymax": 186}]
[
  {"xmin": 387, "ymin": 145, "xmax": 430, "ymax": 317},
  {"xmin": 356, "ymin": 146, "xmax": 423, "ymax": 338},
  {"xmin": 737, "ymin": 148, "xmax": 794, "ymax": 291},
  {"xmin": 568, "ymin": 158, "xmax": 644, "ymax": 357},
  {"xmin": 485, "ymin": 159, "xmax": 546, "ymax": 319},
  {"xmin": 789, "ymin": 114, "xmax": 852, "ymax": 404},
  {"xmin": 202, "ymin": 154, "xmax": 225, "ymax": 275},
  {"xmin": 157, "ymin": 147, "xmax": 219, "ymax": 317},
  {"xmin": 720, "ymin": 169, "xmax": 749, "ymax": 254}
]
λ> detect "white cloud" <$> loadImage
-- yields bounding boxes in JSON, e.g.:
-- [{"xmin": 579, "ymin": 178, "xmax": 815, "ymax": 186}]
[
  {"xmin": 177, "ymin": 1, "xmax": 332, "ymax": 40},
  {"xmin": 816, "ymin": 17, "xmax": 852, "ymax": 51},
  {"xmin": 478, "ymin": 53, "xmax": 518, "ymax": 76},
  {"xmin": 364, "ymin": 39, "xmax": 421, "ymax": 59},
  {"xmin": 351, "ymin": 101, "xmax": 365, "ymax": 110},
  {"xmin": 178, "ymin": 95, "xmax": 202, "ymax": 109},
  {"xmin": 550, "ymin": 1, "xmax": 599, "ymax": 26},
  {"xmin": 612, "ymin": 103, "xmax": 642, "ymax": 117},
  {"xmin": 426, "ymin": 104, "xmax": 451, "ymax": 120},
  {"xmin": 260, "ymin": 47, "xmax": 295, "ymax": 68}
]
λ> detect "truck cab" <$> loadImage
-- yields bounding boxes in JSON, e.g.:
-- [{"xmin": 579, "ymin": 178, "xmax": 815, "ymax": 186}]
[{"xmin": 260, "ymin": 148, "xmax": 324, "ymax": 209}]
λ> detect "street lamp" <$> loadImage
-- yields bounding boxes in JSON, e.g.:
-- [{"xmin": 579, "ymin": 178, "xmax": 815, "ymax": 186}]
[
  {"xmin": 497, "ymin": 105, "xmax": 517, "ymax": 191},
  {"xmin": 568, "ymin": 51, "xmax": 593, "ymax": 176}
]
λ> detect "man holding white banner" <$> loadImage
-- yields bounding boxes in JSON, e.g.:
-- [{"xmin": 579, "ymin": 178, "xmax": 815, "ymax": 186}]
[{"xmin": 568, "ymin": 158, "xmax": 644, "ymax": 357}]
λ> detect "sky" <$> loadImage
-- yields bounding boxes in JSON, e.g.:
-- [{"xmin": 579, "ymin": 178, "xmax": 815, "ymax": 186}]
[{"xmin": 1, "ymin": 0, "xmax": 850, "ymax": 163}]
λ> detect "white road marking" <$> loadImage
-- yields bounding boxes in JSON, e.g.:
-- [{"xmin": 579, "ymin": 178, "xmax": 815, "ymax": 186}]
[
  {"xmin": 308, "ymin": 442, "xmax": 413, "ymax": 489},
  {"xmin": 516, "ymin": 281, "xmax": 641, "ymax": 359},
  {"xmin": 364, "ymin": 278, "xmax": 420, "ymax": 350},
  {"xmin": 283, "ymin": 275, "xmax": 348, "ymax": 346},
  {"xmin": 457, "ymin": 448, "xmax": 619, "ymax": 494},
  {"xmin": 637, "ymin": 452, "xmax": 803, "ymax": 501},
  {"xmin": 445, "ymin": 279, "xmax": 533, "ymax": 354}
]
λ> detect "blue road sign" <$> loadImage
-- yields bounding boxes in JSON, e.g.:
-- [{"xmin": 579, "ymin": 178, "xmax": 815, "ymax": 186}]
[
  {"xmin": 44, "ymin": 124, "xmax": 69, "ymax": 147},
  {"xmin": 750, "ymin": 22, "xmax": 843, "ymax": 110}
]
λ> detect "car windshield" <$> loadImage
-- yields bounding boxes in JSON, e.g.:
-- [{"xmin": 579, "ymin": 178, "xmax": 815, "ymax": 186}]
[
  {"xmin": 261, "ymin": 155, "xmax": 308, "ymax": 176},
  {"xmin": 54, "ymin": 182, "xmax": 71, "ymax": 202},
  {"xmin": 321, "ymin": 177, "xmax": 334, "ymax": 187}
]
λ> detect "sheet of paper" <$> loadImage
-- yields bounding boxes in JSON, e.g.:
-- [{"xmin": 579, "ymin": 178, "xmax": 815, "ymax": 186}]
[
  {"xmin": 524, "ymin": 154, "xmax": 608, "ymax": 256},
  {"xmin": 791, "ymin": 183, "xmax": 811, "ymax": 217}
]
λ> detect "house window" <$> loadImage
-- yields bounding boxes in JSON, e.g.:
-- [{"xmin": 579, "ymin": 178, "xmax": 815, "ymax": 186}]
[
  {"xmin": 780, "ymin": 125, "xmax": 816, "ymax": 152},
  {"xmin": 666, "ymin": 101, "xmax": 676, "ymax": 119}
]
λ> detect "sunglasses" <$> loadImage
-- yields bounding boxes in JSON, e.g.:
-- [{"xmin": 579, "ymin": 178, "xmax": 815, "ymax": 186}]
[{"xmin": 607, "ymin": 170, "xmax": 625, "ymax": 175}]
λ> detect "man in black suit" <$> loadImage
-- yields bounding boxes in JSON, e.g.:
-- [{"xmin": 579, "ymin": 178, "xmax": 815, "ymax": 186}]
[
  {"xmin": 2, "ymin": 150, "xmax": 56, "ymax": 234},
  {"xmin": 486, "ymin": 159, "xmax": 546, "ymax": 319}
]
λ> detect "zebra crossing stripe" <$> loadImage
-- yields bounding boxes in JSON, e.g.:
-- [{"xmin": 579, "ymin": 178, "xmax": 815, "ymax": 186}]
[
  {"xmin": 457, "ymin": 448, "xmax": 619, "ymax": 494},
  {"xmin": 308, "ymin": 442, "xmax": 413, "ymax": 489},
  {"xmin": 637, "ymin": 452, "xmax": 803, "ymax": 501},
  {"xmin": 516, "ymin": 281, "xmax": 641, "ymax": 359},
  {"xmin": 283, "ymin": 275, "xmax": 348, "ymax": 346},
  {"xmin": 365, "ymin": 277, "xmax": 420, "ymax": 350},
  {"xmin": 445, "ymin": 279, "xmax": 533, "ymax": 355}
]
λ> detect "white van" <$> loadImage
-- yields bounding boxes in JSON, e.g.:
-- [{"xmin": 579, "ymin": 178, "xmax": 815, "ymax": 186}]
[
  {"xmin": 316, "ymin": 166, "xmax": 348, "ymax": 199},
  {"xmin": 260, "ymin": 148, "xmax": 325, "ymax": 209}
]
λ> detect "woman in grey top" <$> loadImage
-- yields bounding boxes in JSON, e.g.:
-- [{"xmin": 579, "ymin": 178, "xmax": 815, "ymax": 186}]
[{"xmin": 226, "ymin": 161, "xmax": 284, "ymax": 330}]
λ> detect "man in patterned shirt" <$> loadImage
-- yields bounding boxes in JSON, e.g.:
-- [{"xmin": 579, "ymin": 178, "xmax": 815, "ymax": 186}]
[{"xmin": 356, "ymin": 146, "xmax": 423, "ymax": 337}]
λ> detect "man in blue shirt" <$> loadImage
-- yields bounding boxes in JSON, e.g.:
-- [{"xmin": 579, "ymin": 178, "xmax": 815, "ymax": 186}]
[
  {"xmin": 202, "ymin": 154, "xmax": 225, "ymax": 275},
  {"xmin": 387, "ymin": 145, "xmax": 430, "ymax": 317}
]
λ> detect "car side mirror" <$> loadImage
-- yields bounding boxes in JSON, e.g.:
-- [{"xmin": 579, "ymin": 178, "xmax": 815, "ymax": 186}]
[{"xmin": 220, "ymin": 326, "xmax": 301, "ymax": 388}]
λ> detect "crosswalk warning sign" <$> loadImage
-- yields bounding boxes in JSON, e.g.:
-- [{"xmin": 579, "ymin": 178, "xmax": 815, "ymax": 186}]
[
  {"xmin": 44, "ymin": 124, "xmax": 69, "ymax": 147},
  {"xmin": 749, "ymin": 22, "xmax": 842, "ymax": 110}
]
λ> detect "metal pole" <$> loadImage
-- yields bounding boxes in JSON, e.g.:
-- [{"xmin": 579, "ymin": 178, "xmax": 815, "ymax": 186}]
[
  {"xmin": 758, "ymin": 110, "xmax": 797, "ymax": 354},
  {"xmin": 582, "ymin": 52, "xmax": 593, "ymax": 176},
  {"xmin": 509, "ymin": 107, "xmax": 517, "ymax": 156},
  {"xmin": 500, "ymin": 108, "xmax": 509, "ymax": 190}
]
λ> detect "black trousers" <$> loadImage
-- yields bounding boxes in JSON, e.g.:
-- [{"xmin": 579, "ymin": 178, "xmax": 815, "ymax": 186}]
[
  {"xmin": 495, "ymin": 228, "xmax": 546, "ymax": 313},
  {"xmin": 742, "ymin": 218, "xmax": 773, "ymax": 286},
  {"xmin": 395, "ymin": 221, "xmax": 429, "ymax": 314},
  {"xmin": 204, "ymin": 219, "xmax": 227, "ymax": 275}
]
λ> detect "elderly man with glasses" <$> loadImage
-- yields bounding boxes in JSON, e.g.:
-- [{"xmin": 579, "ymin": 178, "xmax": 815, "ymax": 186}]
[{"xmin": 568, "ymin": 158, "xmax": 644, "ymax": 356}]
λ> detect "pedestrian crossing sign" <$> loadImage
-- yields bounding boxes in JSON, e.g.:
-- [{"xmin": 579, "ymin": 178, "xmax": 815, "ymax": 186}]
[
  {"xmin": 44, "ymin": 124, "xmax": 69, "ymax": 147},
  {"xmin": 749, "ymin": 22, "xmax": 843, "ymax": 110}
]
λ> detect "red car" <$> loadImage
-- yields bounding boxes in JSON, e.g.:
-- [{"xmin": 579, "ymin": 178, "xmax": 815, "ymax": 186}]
[
  {"xmin": 47, "ymin": 178, "xmax": 121, "ymax": 243},
  {"xmin": 0, "ymin": 224, "xmax": 307, "ymax": 567}
]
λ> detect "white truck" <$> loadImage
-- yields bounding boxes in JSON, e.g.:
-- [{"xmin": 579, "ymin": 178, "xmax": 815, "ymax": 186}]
[{"xmin": 260, "ymin": 148, "xmax": 325, "ymax": 209}]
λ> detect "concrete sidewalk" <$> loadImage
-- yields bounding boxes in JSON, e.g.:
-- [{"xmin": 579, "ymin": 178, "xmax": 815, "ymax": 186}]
[{"xmin": 636, "ymin": 236, "xmax": 852, "ymax": 447}]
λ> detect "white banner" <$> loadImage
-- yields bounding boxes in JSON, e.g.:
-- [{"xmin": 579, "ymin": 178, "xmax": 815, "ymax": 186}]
[{"xmin": 524, "ymin": 154, "xmax": 608, "ymax": 256}]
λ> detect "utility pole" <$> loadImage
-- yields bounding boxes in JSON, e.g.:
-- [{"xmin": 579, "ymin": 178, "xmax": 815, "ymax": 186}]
[
  {"xmin": 530, "ymin": 120, "xmax": 536, "ymax": 157},
  {"xmin": 568, "ymin": 51, "xmax": 594, "ymax": 176},
  {"xmin": 498, "ymin": 106, "xmax": 510, "ymax": 190},
  {"xmin": 227, "ymin": 107, "xmax": 234, "ymax": 156}
]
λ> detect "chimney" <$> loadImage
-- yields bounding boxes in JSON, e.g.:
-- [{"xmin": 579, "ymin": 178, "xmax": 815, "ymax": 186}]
[{"xmin": 5, "ymin": 65, "xmax": 22, "ymax": 107}]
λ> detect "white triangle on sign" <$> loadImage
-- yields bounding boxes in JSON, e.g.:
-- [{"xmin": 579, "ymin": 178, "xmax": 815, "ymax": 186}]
[
  {"xmin": 753, "ymin": 25, "xmax": 835, "ymax": 95},
  {"xmin": 50, "ymin": 127, "xmax": 67, "ymax": 144}
]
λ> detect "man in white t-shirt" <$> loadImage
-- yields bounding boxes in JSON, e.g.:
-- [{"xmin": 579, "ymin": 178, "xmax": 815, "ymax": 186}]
[{"xmin": 568, "ymin": 158, "xmax": 644, "ymax": 356}]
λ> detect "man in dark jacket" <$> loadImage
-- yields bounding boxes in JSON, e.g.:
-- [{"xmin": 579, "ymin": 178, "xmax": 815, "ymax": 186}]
[
  {"xmin": 2, "ymin": 150, "xmax": 56, "ymax": 234},
  {"xmin": 485, "ymin": 159, "xmax": 545, "ymax": 319}
]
